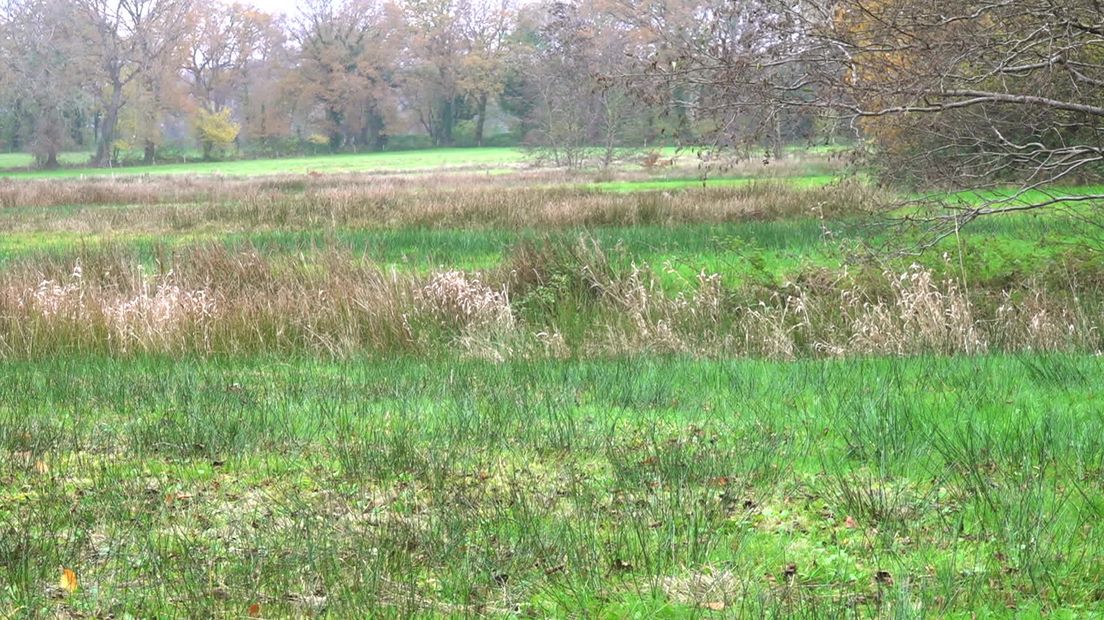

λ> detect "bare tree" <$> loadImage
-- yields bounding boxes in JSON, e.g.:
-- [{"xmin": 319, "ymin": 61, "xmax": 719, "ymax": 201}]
[
  {"xmin": 183, "ymin": 0, "xmax": 270, "ymax": 113},
  {"xmin": 622, "ymin": 0, "xmax": 806, "ymax": 157},
  {"xmin": 0, "ymin": 0, "xmax": 87, "ymax": 167},
  {"xmin": 182, "ymin": 1, "xmax": 282, "ymax": 158},
  {"xmin": 521, "ymin": 0, "xmax": 649, "ymax": 168},
  {"xmin": 74, "ymin": 0, "xmax": 192, "ymax": 166},
  {"xmin": 823, "ymin": 0, "xmax": 1104, "ymax": 239},
  {"xmin": 634, "ymin": 0, "xmax": 1104, "ymax": 241},
  {"xmin": 455, "ymin": 0, "xmax": 516, "ymax": 146}
]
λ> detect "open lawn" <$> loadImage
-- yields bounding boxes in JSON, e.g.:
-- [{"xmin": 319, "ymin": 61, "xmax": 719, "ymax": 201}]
[
  {"xmin": 1, "ymin": 149, "xmax": 1103, "ymax": 616},
  {"xmin": 0, "ymin": 146, "xmax": 840, "ymax": 181},
  {"xmin": 4, "ymin": 354, "xmax": 1103, "ymax": 616},
  {"xmin": 0, "ymin": 147, "xmax": 529, "ymax": 178},
  {"xmin": 0, "ymin": 152, "xmax": 92, "ymax": 170}
]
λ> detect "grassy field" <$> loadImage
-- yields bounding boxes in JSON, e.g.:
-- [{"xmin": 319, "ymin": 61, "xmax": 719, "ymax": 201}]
[
  {"xmin": 4, "ymin": 354, "xmax": 1103, "ymax": 617},
  {"xmin": 0, "ymin": 147, "xmax": 530, "ymax": 178},
  {"xmin": 0, "ymin": 151, "xmax": 92, "ymax": 170},
  {"xmin": 0, "ymin": 146, "xmax": 835, "ymax": 180},
  {"xmin": 1, "ymin": 149, "xmax": 1103, "ymax": 616}
]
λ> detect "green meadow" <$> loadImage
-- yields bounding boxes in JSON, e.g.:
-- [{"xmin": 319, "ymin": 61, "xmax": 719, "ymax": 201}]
[
  {"xmin": 0, "ymin": 147, "xmax": 527, "ymax": 178},
  {"xmin": 1, "ymin": 149, "xmax": 1103, "ymax": 617},
  {"xmin": 4, "ymin": 354, "xmax": 1104, "ymax": 616}
]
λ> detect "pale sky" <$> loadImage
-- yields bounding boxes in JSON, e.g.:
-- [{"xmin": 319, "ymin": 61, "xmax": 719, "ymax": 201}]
[{"xmin": 230, "ymin": 0, "xmax": 302, "ymax": 18}]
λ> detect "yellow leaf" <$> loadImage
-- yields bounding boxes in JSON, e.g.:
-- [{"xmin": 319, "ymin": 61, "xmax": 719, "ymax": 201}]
[
  {"xmin": 59, "ymin": 567, "xmax": 78, "ymax": 593},
  {"xmin": 702, "ymin": 601, "xmax": 726, "ymax": 611}
]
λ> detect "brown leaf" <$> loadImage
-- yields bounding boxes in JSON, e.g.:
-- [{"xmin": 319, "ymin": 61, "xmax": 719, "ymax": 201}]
[
  {"xmin": 165, "ymin": 492, "xmax": 194, "ymax": 507},
  {"xmin": 247, "ymin": 602, "xmax": 261, "ymax": 617},
  {"xmin": 59, "ymin": 567, "xmax": 78, "ymax": 593},
  {"xmin": 844, "ymin": 515, "xmax": 857, "ymax": 528},
  {"xmin": 702, "ymin": 601, "xmax": 726, "ymax": 611}
]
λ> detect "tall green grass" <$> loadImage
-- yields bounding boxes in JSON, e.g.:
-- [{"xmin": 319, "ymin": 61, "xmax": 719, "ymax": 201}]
[
  {"xmin": 1, "ymin": 211, "xmax": 1095, "ymax": 289},
  {"xmin": 2, "ymin": 354, "xmax": 1102, "ymax": 616}
]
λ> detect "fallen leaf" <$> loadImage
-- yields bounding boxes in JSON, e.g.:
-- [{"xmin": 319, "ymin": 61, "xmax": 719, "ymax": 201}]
[
  {"xmin": 844, "ymin": 515, "xmax": 857, "ymax": 528},
  {"xmin": 610, "ymin": 558, "xmax": 633, "ymax": 572},
  {"xmin": 165, "ymin": 492, "xmax": 195, "ymax": 507},
  {"xmin": 702, "ymin": 601, "xmax": 726, "ymax": 611},
  {"xmin": 34, "ymin": 460, "xmax": 49, "ymax": 475},
  {"xmin": 59, "ymin": 567, "xmax": 78, "ymax": 593},
  {"xmin": 247, "ymin": 602, "xmax": 261, "ymax": 617}
]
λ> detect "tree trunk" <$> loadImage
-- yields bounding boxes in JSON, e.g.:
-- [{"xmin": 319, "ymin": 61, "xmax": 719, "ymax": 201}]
[
  {"xmin": 94, "ymin": 81, "xmax": 123, "ymax": 167},
  {"xmin": 474, "ymin": 94, "xmax": 488, "ymax": 147},
  {"xmin": 439, "ymin": 97, "xmax": 455, "ymax": 147},
  {"xmin": 143, "ymin": 141, "xmax": 156, "ymax": 165},
  {"xmin": 772, "ymin": 113, "xmax": 784, "ymax": 161},
  {"xmin": 365, "ymin": 106, "xmax": 386, "ymax": 151},
  {"xmin": 43, "ymin": 151, "xmax": 59, "ymax": 169},
  {"xmin": 326, "ymin": 106, "xmax": 344, "ymax": 152}
]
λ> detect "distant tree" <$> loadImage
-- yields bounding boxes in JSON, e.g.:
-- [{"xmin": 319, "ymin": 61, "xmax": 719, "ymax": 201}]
[
  {"xmin": 182, "ymin": 1, "xmax": 287, "ymax": 155},
  {"xmin": 0, "ymin": 0, "xmax": 88, "ymax": 167},
  {"xmin": 193, "ymin": 107, "xmax": 239, "ymax": 158},
  {"xmin": 401, "ymin": 0, "xmax": 465, "ymax": 146},
  {"xmin": 183, "ymin": 0, "xmax": 271, "ymax": 114},
  {"xmin": 520, "ymin": 0, "xmax": 648, "ymax": 167},
  {"xmin": 456, "ymin": 0, "xmax": 516, "ymax": 146},
  {"xmin": 232, "ymin": 11, "xmax": 291, "ymax": 151},
  {"xmin": 401, "ymin": 0, "xmax": 515, "ymax": 146},
  {"xmin": 290, "ymin": 0, "xmax": 399, "ymax": 152},
  {"xmin": 131, "ymin": 34, "xmax": 190, "ymax": 164},
  {"xmin": 636, "ymin": 0, "xmax": 1104, "ymax": 240},
  {"xmin": 73, "ymin": 0, "xmax": 192, "ymax": 166}
]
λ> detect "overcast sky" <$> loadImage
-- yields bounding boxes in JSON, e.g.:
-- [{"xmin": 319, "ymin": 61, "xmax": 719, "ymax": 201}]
[{"xmin": 234, "ymin": 0, "xmax": 301, "ymax": 18}]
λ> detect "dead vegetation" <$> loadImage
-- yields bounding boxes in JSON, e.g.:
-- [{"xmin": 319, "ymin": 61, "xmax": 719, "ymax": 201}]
[
  {"xmin": 0, "ymin": 179, "xmax": 871, "ymax": 237},
  {"xmin": 0, "ymin": 240, "xmax": 1097, "ymax": 359}
]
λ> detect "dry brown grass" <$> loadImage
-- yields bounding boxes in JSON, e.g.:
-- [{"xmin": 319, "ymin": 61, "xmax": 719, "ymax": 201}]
[
  {"xmin": 2, "ymin": 181, "xmax": 880, "ymax": 235},
  {"xmin": 0, "ymin": 157, "xmax": 866, "ymax": 235},
  {"xmin": 0, "ymin": 241, "xmax": 1097, "ymax": 360}
]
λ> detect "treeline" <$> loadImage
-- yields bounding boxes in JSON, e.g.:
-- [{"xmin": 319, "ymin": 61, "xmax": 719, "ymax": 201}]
[{"xmin": 0, "ymin": 0, "xmax": 760, "ymax": 168}]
